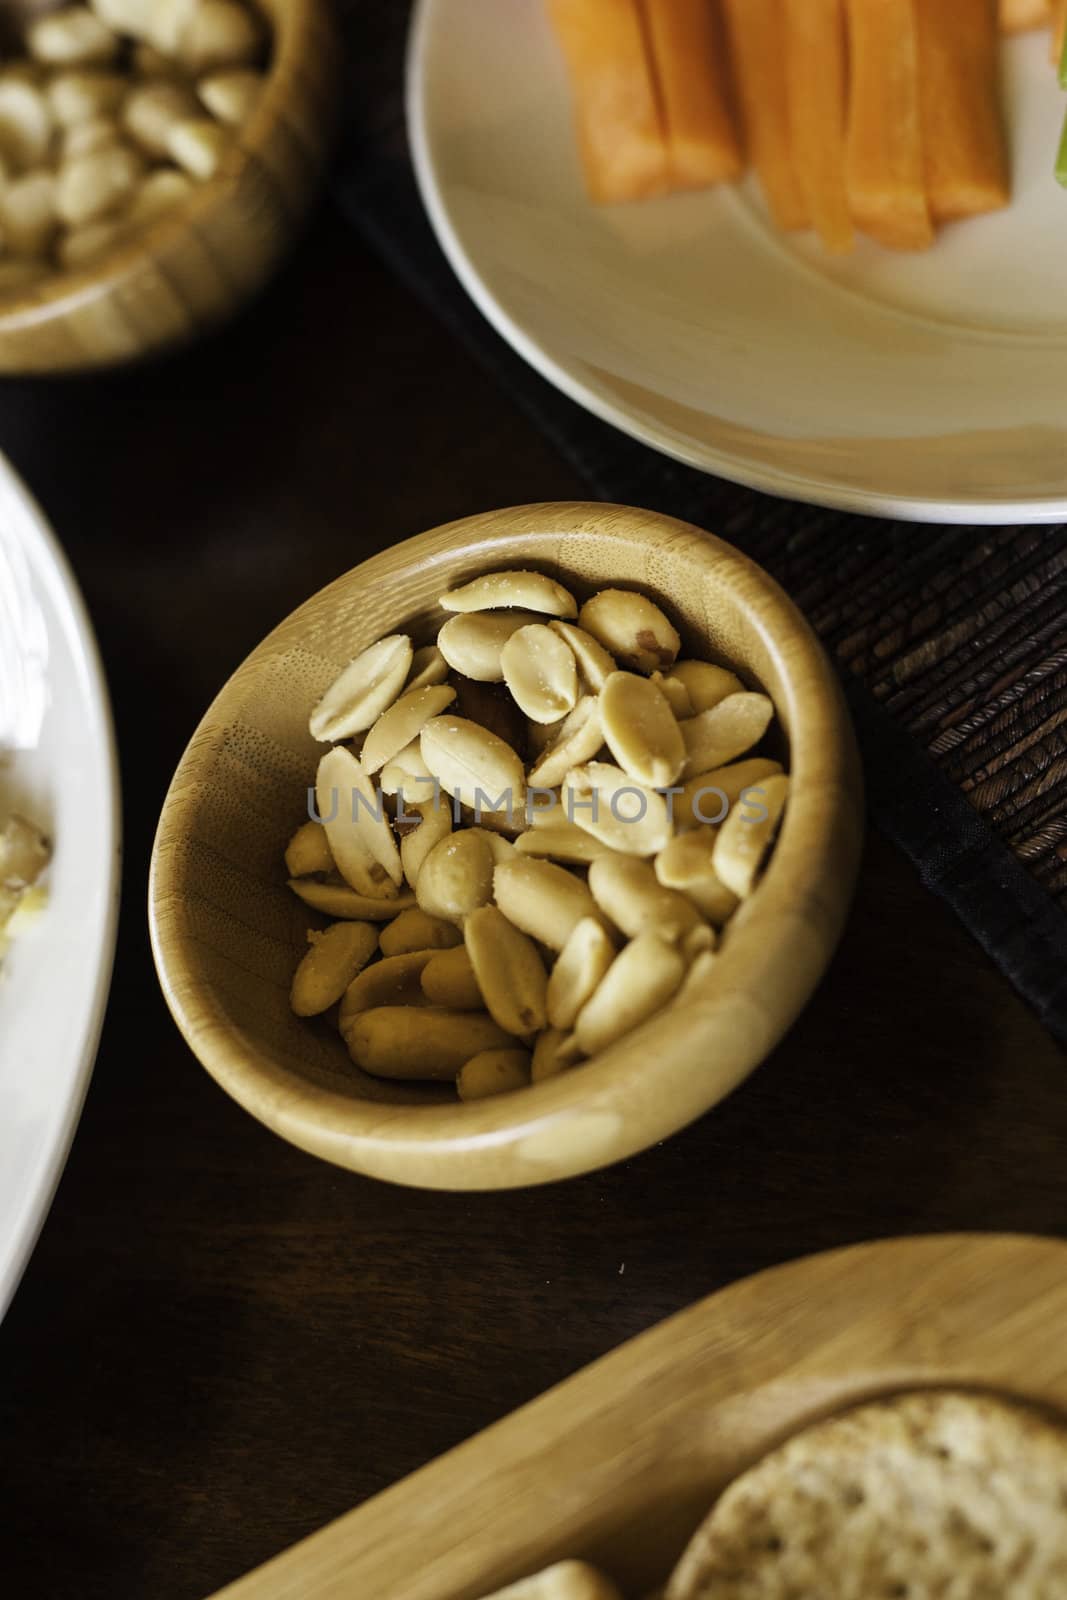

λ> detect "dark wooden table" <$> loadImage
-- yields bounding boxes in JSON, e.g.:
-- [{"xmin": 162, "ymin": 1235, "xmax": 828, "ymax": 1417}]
[{"xmin": 0, "ymin": 208, "xmax": 1064, "ymax": 1600}]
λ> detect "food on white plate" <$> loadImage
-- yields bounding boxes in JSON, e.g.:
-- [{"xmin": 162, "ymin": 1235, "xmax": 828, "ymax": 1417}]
[
  {"xmin": 547, "ymin": 0, "xmax": 1024, "ymax": 254},
  {"xmin": 665, "ymin": 1389, "xmax": 1067, "ymax": 1599},
  {"xmin": 0, "ymin": 0, "xmax": 267, "ymax": 294},
  {"xmin": 477, "ymin": 1562, "xmax": 623, "ymax": 1600},
  {"xmin": 0, "ymin": 809, "xmax": 51, "ymax": 959},
  {"xmin": 285, "ymin": 569, "xmax": 789, "ymax": 1101}
]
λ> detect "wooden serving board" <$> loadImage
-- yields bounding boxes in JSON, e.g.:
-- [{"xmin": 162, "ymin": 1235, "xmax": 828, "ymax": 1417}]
[{"xmin": 207, "ymin": 1234, "xmax": 1067, "ymax": 1600}]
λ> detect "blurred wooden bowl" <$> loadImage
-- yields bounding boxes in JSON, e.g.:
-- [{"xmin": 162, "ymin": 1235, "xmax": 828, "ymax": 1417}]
[
  {"xmin": 0, "ymin": 0, "xmax": 340, "ymax": 374},
  {"xmin": 148, "ymin": 503, "xmax": 864, "ymax": 1190}
]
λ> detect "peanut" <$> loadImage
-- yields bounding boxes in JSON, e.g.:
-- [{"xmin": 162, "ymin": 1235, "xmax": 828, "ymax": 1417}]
[
  {"xmin": 578, "ymin": 589, "xmax": 680, "ymax": 674},
  {"xmin": 346, "ymin": 1006, "xmax": 513, "ymax": 1079},
  {"xmin": 456, "ymin": 1049, "xmax": 531, "ymax": 1101},
  {"xmin": 290, "ymin": 921, "xmax": 378, "ymax": 1017},
  {"xmin": 439, "ymin": 569, "xmax": 577, "ymax": 618}
]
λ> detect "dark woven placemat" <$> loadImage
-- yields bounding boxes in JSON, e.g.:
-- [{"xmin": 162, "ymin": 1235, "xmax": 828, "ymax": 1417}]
[{"xmin": 333, "ymin": 1, "xmax": 1067, "ymax": 1042}]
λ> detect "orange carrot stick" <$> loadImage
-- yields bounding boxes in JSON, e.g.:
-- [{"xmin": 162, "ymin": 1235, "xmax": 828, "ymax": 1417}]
[
  {"xmin": 845, "ymin": 0, "xmax": 933, "ymax": 250},
  {"xmin": 1053, "ymin": 0, "xmax": 1067, "ymax": 61},
  {"xmin": 917, "ymin": 0, "xmax": 1009, "ymax": 222},
  {"xmin": 547, "ymin": 0, "xmax": 671, "ymax": 204},
  {"xmin": 784, "ymin": 0, "xmax": 853, "ymax": 252},
  {"xmin": 639, "ymin": 0, "xmax": 743, "ymax": 189},
  {"xmin": 722, "ymin": 0, "xmax": 808, "ymax": 230},
  {"xmin": 998, "ymin": 0, "xmax": 1052, "ymax": 31}
]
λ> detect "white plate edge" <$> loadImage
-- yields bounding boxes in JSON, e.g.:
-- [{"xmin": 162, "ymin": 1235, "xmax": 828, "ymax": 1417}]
[{"xmin": 0, "ymin": 455, "xmax": 122, "ymax": 1323}]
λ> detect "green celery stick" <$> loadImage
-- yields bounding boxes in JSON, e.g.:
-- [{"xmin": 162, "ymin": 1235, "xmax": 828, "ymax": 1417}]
[{"xmin": 1058, "ymin": 101, "xmax": 1067, "ymax": 187}]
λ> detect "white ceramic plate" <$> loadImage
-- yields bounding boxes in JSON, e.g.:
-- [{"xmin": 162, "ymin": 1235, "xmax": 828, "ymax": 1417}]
[
  {"xmin": 409, "ymin": 2, "xmax": 1067, "ymax": 523},
  {"xmin": 0, "ymin": 455, "xmax": 120, "ymax": 1322}
]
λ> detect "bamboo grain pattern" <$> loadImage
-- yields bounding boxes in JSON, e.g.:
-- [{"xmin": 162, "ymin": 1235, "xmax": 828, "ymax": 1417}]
[
  {"xmin": 149, "ymin": 503, "xmax": 863, "ymax": 1188},
  {"xmin": 0, "ymin": 0, "xmax": 340, "ymax": 373},
  {"xmin": 204, "ymin": 1233, "xmax": 1067, "ymax": 1600}
]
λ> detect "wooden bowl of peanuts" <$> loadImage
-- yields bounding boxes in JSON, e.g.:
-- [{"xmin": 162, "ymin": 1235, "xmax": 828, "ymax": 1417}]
[
  {"xmin": 149, "ymin": 502, "xmax": 864, "ymax": 1190},
  {"xmin": 0, "ymin": 0, "xmax": 339, "ymax": 372}
]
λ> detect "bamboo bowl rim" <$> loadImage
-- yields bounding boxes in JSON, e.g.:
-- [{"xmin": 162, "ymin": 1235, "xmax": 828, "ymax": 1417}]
[
  {"xmin": 149, "ymin": 503, "xmax": 864, "ymax": 1190},
  {"xmin": 0, "ymin": 0, "xmax": 326, "ymax": 341}
]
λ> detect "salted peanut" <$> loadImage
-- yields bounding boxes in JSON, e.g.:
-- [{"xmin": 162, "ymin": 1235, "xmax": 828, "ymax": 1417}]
[
  {"xmin": 47, "ymin": 71, "xmax": 127, "ymax": 128},
  {"xmin": 178, "ymin": 0, "xmax": 263, "ymax": 73},
  {"xmin": 680, "ymin": 692, "xmax": 775, "ymax": 778},
  {"xmin": 515, "ymin": 822, "xmax": 621, "ymax": 866},
  {"xmin": 494, "ymin": 857, "xmax": 602, "ymax": 952},
  {"xmin": 338, "ymin": 949, "xmax": 438, "ymax": 1032},
  {"xmin": 0, "ymin": 173, "xmax": 57, "ymax": 257},
  {"xmin": 0, "ymin": 259, "xmax": 49, "ymax": 292},
  {"xmin": 421, "ymin": 944, "xmax": 483, "ymax": 1009},
  {"xmin": 578, "ymin": 589, "xmax": 681, "ymax": 674},
  {"xmin": 599, "ymin": 670, "xmax": 684, "ymax": 788},
  {"xmin": 439, "ymin": 569, "xmax": 577, "ymax": 618},
  {"xmin": 381, "ymin": 741, "xmax": 435, "ymax": 798},
  {"xmin": 405, "ymin": 644, "xmax": 449, "ymax": 692},
  {"xmin": 122, "ymin": 81, "xmax": 201, "ymax": 159},
  {"xmin": 531, "ymin": 1027, "xmax": 584, "ymax": 1082},
  {"xmin": 167, "ymin": 117, "xmax": 228, "ymax": 180},
  {"xmin": 290, "ymin": 921, "xmax": 378, "ymax": 1017},
  {"xmin": 346, "ymin": 1006, "xmax": 513, "ymax": 1080},
  {"xmin": 379, "ymin": 907, "xmax": 461, "ymax": 958},
  {"xmin": 527, "ymin": 695, "xmax": 603, "ymax": 789},
  {"xmin": 549, "ymin": 620, "xmax": 616, "ymax": 690},
  {"xmin": 316, "ymin": 747, "xmax": 402, "ymax": 898},
  {"xmin": 650, "ymin": 671, "xmax": 693, "ymax": 720},
  {"xmin": 574, "ymin": 932, "xmax": 686, "ymax": 1055},
  {"xmin": 287, "ymin": 878, "xmax": 414, "ymax": 921},
  {"xmin": 0, "ymin": 815, "xmax": 50, "ymax": 886},
  {"xmin": 437, "ymin": 610, "xmax": 541, "ymax": 682},
  {"xmin": 654, "ymin": 831, "xmax": 739, "ymax": 924},
  {"xmin": 309, "ymin": 634, "xmax": 412, "ymax": 742},
  {"xmin": 399, "ymin": 794, "xmax": 451, "ymax": 889},
  {"xmin": 674, "ymin": 947, "xmax": 717, "ymax": 1008},
  {"xmin": 56, "ymin": 144, "xmax": 143, "ymax": 227},
  {"xmin": 546, "ymin": 915, "xmax": 615, "ymax": 1030},
  {"xmin": 562, "ymin": 761, "xmax": 673, "ymax": 858},
  {"xmin": 674, "ymin": 756, "xmax": 784, "ymax": 830},
  {"xmin": 0, "ymin": 77, "xmax": 52, "ymax": 174},
  {"xmin": 466, "ymin": 904, "xmax": 548, "ymax": 1036},
  {"xmin": 499, "ymin": 622, "xmax": 579, "ymax": 726},
  {"xmin": 712, "ymin": 772, "xmax": 789, "ymax": 897},
  {"xmin": 457, "ymin": 1048, "xmax": 532, "ymax": 1101},
  {"xmin": 58, "ymin": 216, "xmax": 127, "ymax": 267},
  {"xmin": 284, "ymin": 819, "xmax": 333, "ymax": 877},
  {"xmin": 415, "ymin": 829, "xmax": 495, "ymax": 924},
  {"xmin": 420, "ymin": 714, "xmax": 526, "ymax": 815},
  {"xmin": 671, "ymin": 659, "xmax": 745, "ymax": 713},
  {"xmin": 361, "ymin": 683, "xmax": 456, "ymax": 775},
  {"xmin": 465, "ymin": 825, "xmax": 516, "ymax": 864},
  {"xmin": 588, "ymin": 854, "xmax": 704, "ymax": 943},
  {"xmin": 28, "ymin": 8, "xmax": 119, "ymax": 67},
  {"xmin": 125, "ymin": 167, "xmax": 193, "ymax": 223},
  {"xmin": 198, "ymin": 67, "xmax": 262, "ymax": 125},
  {"xmin": 62, "ymin": 115, "xmax": 123, "ymax": 161},
  {"xmin": 478, "ymin": 1559, "xmax": 623, "ymax": 1600}
]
